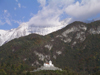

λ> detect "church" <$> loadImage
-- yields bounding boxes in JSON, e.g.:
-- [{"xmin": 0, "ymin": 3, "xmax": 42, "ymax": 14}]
[
  {"xmin": 43, "ymin": 60, "xmax": 54, "ymax": 67},
  {"xmin": 33, "ymin": 60, "xmax": 62, "ymax": 72}
]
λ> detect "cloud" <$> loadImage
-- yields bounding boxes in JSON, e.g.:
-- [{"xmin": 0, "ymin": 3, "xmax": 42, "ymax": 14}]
[
  {"xmin": 0, "ymin": 20, "xmax": 5, "ymax": 25},
  {"xmin": 16, "ymin": 0, "xmax": 18, "ymax": 2},
  {"xmin": 3, "ymin": 10, "xmax": 10, "ymax": 18},
  {"xmin": 12, "ymin": 20, "xmax": 22, "ymax": 24},
  {"xmin": 18, "ymin": 3, "xmax": 21, "ymax": 8},
  {"xmin": 27, "ymin": 0, "xmax": 74, "ymax": 27},
  {"xmin": 5, "ymin": 18, "xmax": 11, "ymax": 25},
  {"xmin": 0, "ymin": 10, "xmax": 12, "ymax": 25},
  {"xmin": 18, "ymin": 3, "xmax": 26, "ymax": 9},
  {"xmin": 4, "ymin": 15, "xmax": 12, "ymax": 25},
  {"xmin": 22, "ymin": 16, "xmax": 25, "ymax": 19},
  {"xmin": 30, "ymin": 13, "xmax": 34, "ymax": 16},
  {"xmin": 14, "ymin": 7, "xmax": 16, "ymax": 10},
  {"xmin": 4, "ymin": 10, "xmax": 7, "ymax": 13},
  {"xmin": 0, "ymin": 9, "xmax": 22, "ymax": 26},
  {"xmin": 65, "ymin": 0, "xmax": 100, "ymax": 21},
  {"xmin": 37, "ymin": 0, "xmax": 46, "ymax": 7},
  {"xmin": 22, "ymin": 0, "xmax": 100, "ymax": 28}
]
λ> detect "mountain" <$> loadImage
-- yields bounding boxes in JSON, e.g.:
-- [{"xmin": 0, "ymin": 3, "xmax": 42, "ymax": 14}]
[
  {"xmin": 0, "ymin": 23, "xmax": 65, "ymax": 46},
  {"xmin": 0, "ymin": 20, "xmax": 100, "ymax": 75}
]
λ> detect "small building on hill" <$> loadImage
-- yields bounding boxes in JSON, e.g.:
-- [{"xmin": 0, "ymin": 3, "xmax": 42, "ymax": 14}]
[
  {"xmin": 44, "ymin": 60, "xmax": 54, "ymax": 67},
  {"xmin": 33, "ymin": 60, "xmax": 62, "ymax": 72}
]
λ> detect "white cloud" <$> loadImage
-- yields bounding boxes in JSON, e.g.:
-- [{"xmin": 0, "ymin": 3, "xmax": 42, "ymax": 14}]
[
  {"xmin": 4, "ymin": 13, "xmax": 12, "ymax": 25},
  {"xmin": 14, "ymin": 7, "xmax": 16, "ymax": 10},
  {"xmin": 1, "ymin": 9, "xmax": 23, "ymax": 26},
  {"xmin": 18, "ymin": 3, "xmax": 25, "ymax": 8},
  {"xmin": 30, "ymin": 13, "xmax": 34, "ymax": 16},
  {"xmin": 4, "ymin": 10, "xmax": 7, "ymax": 13},
  {"xmin": 0, "ymin": 20, "xmax": 5, "ymax": 25},
  {"xmin": 18, "ymin": 3, "xmax": 21, "ymax": 8},
  {"xmin": 28, "ymin": 7, "xmax": 62, "ymax": 26},
  {"xmin": 22, "ymin": 16, "xmax": 25, "ymax": 19},
  {"xmin": 16, "ymin": 0, "xmax": 18, "ymax": 2},
  {"xmin": 12, "ymin": 20, "xmax": 22, "ymax": 24},
  {"xmin": 65, "ymin": 0, "xmax": 100, "ymax": 21},
  {"xmin": 22, "ymin": 0, "xmax": 100, "ymax": 28},
  {"xmin": 0, "ymin": 10, "xmax": 12, "ymax": 25},
  {"xmin": 27, "ymin": 0, "xmax": 74, "ymax": 27},
  {"xmin": 5, "ymin": 18, "xmax": 11, "ymax": 25},
  {"xmin": 37, "ymin": 0, "xmax": 46, "ymax": 7}
]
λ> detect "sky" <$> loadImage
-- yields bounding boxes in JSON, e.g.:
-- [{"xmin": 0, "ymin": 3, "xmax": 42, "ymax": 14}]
[{"xmin": 0, "ymin": 0, "xmax": 100, "ymax": 30}]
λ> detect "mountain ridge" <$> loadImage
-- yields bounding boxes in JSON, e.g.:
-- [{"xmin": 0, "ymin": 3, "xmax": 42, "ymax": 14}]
[
  {"xmin": 0, "ymin": 20, "xmax": 100, "ymax": 75},
  {"xmin": 0, "ymin": 22, "xmax": 66, "ymax": 46}
]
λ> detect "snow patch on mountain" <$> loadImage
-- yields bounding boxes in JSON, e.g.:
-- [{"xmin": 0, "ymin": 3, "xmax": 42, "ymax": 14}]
[
  {"xmin": 0, "ymin": 22, "xmax": 66, "ymax": 46},
  {"xmin": 0, "ymin": 30, "xmax": 8, "ymax": 35}
]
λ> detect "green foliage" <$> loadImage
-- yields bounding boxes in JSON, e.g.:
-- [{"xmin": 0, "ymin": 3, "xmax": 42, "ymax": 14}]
[
  {"xmin": 30, "ymin": 70, "xmax": 79, "ymax": 75},
  {"xmin": 0, "ymin": 21, "xmax": 100, "ymax": 75},
  {"xmin": 0, "ymin": 62, "xmax": 79, "ymax": 75}
]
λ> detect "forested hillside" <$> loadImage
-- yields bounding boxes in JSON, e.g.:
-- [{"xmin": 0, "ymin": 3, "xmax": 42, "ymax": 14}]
[{"xmin": 0, "ymin": 21, "xmax": 100, "ymax": 75}]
